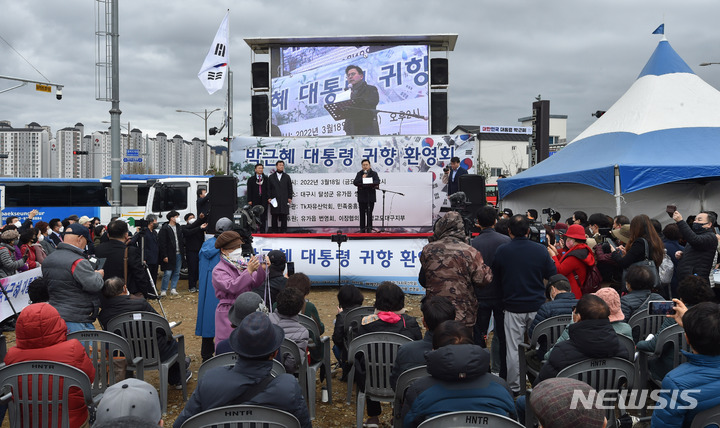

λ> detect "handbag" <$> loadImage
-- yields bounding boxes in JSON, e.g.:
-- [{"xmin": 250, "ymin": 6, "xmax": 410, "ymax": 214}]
[{"xmin": 621, "ymin": 238, "xmax": 660, "ymax": 288}]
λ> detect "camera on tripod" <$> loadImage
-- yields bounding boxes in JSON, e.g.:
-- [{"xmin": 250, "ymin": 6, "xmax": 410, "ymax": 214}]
[{"xmin": 542, "ymin": 207, "xmax": 557, "ymax": 224}]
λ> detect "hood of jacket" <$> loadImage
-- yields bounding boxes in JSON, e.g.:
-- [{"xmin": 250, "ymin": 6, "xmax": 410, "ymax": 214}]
[
  {"xmin": 429, "ymin": 211, "xmax": 466, "ymax": 243},
  {"xmin": 199, "ymin": 236, "xmax": 220, "ymax": 258},
  {"xmin": 15, "ymin": 303, "xmax": 67, "ymax": 349},
  {"xmin": 567, "ymin": 318, "xmax": 619, "ymax": 358},
  {"xmin": 425, "ymin": 344, "xmax": 490, "ymax": 381},
  {"xmin": 563, "ymin": 242, "xmax": 595, "ymax": 267}
]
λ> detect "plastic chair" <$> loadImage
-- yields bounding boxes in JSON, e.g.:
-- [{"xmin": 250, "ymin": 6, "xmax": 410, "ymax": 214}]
[
  {"xmin": 518, "ymin": 314, "xmax": 572, "ymax": 388},
  {"xmin": 637, "ymin": 323, "xmax": 690, "ymax": 390},
  {"xmin": 616, "ymin": 333, "xmax": 636, "ymax": 362},
  {"xmin": 417, "ymin": 410, "xmax": 523, "ymax": 427},
  {"xmin": 691, "ymin": 402, "xmax": 720, "ymax": 428},
  {"xmin": 0, "ymin": 360, "xmax": 95, "ymax": 428},
  {"xmin": 557, "ymin": 357, "xmax": 636, "ymax": 428},
  {"xmin": 180, "ymin": 404, "xmax": 301, "ymax": 428},
  {"xmin": 342, "ymin": 306, "xmax": 376, "ymax": 403},
  {"xmin": 298, "ymin": 313, "xmax": 333, "ymax": 419},
  {"xmin": 198, "ymin": 352, "xmax": 285, "ymax": 380},
  {"xmin": 68, "ymin": 330, "xmax": 144, "ymax": 397},
  {"xmin": 628, "ymin": 308, "xmax": 666, "ymax": 343},
  {"xmin": 106, "ymin": 311, "xmax": 188, "ymax": 414},
  {"xmin": 347, "ymin": 332, "xmax": 413, "ymax": 428},
  {"xmin": 278, "ymin": 338, "xmax": 308, "ymax": 401},
  {"xmin": 392, "ymin": 365, "xmax": 429, "ymax": 428}
]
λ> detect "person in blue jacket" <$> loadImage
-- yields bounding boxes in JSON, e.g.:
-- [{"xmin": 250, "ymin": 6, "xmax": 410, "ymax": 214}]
[{"xmin": 195, "ymin": 217, "xmax": 235, "ymax": 362}]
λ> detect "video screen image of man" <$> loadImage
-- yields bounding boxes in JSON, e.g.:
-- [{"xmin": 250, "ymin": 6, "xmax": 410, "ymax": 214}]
[{"xmin": 344, "ymin": 65, "xmax": 380, "ymax": 136}]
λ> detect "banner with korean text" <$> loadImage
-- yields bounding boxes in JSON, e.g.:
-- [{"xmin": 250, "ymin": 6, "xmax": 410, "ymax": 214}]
[
  {"xmin": 230, "ymin": 134, "xmax": 477, "ymax": 232},
  {"xmin": 252, "ymin": 236, "xmax": 426, "ymax": 295},
  {"xmin": 0, "ymin": 268, "xmax": 41, "ymax": 321}
]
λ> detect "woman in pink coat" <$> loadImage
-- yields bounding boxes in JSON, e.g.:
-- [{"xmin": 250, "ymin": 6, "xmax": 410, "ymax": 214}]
[{"xmin": 212, "ymin": 231, "xmax": 267, "ymax": 347}]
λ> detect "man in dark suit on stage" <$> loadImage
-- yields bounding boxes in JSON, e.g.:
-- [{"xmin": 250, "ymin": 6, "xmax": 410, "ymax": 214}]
[
  {"xmin": 344, "ymin": 65, "xmax": 380, "ymax": 136},
  {"xmin": 267, "ymin": 160, "xmax": 293, "ymax": 233},
  {"xmin": 442, "ymin": 156, "xmax": 467, "ymax": 196},
  {"xmin": 353, "ymin": 159, "xmax": 381, "ymax": 233},
  {"xmin": 247, "ymin": 163, "xmax": 269, "ymax": 233}
]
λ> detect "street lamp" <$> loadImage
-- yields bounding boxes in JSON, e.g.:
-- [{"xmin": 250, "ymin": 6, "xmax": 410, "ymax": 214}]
[
  {"xmin": 699, "ymin": 62, "xmax": 720, "ymax": 67},
  {"xmin": 175, "ymin": 108, "xmax": 221, "ymax": 147}
]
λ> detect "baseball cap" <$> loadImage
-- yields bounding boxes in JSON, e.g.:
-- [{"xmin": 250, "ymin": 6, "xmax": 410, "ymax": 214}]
[
  {"xmin": 64, "ymin": 223, "xmax": 91, "ymax": 242},
  {"xmin": 502, "ymin": 208, "xmax": 513, "ymax": 216},
  {"xmin": 268, "ymin": 250, "xmax": 286, "ymax": 265},
  {"xmin": 215, "ymin": 217, "xmax": 235, "ymax": 233},
  {"xmin": 94, "ymin": 378, "xmax": 162, "ymax": 425},
  {"xmin": 230, "ymin": 312, "xmax": 284, "ymax": 358},
  {"xmin": 530, "ymin": 378, "xmax": 605, "ymax": 428}
]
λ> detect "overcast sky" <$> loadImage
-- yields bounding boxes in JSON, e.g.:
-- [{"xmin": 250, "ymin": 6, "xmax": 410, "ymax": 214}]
[{"xmin": 2, "ymin": 1, "xmax": 719, "ymax": 146}]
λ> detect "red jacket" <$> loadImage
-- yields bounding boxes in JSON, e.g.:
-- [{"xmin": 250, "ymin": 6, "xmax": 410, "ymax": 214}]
[
  {"xmin": 4, "ymin": 303, "xmax": 95, "ymax": 428},
  {"xmin": 552, "ymin": 243, "xmax": 595, "ymax": 298}
]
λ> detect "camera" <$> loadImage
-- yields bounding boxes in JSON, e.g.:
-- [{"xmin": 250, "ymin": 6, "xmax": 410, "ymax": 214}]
[
  {"xmin": 528, "ymin": 224, "xmax": 547, "ymax": 245},
  {"xmin": 331, "ymin": 230, "xmax": 348, "ymax": 244},
  {"xmin": 541, "ymin": 207, "xmax": 557, "ymax": 224},
  {"xmin": 443, "ymin": 166, "xmax": 450, "ymax": 173},
  {"xmin": 234, "ymin": 204, "xmax": 266, "ymax": 257},
  {"xmin": 134, "ymin": 219, "xmax": 149, "ymax": 229},
  {"xmin": 56, "ymin": 88, "xmax": 62, "ymax": 100}
]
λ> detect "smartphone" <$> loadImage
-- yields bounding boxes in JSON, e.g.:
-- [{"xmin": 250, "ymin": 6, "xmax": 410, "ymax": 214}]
[
  {"xmin": 648, "ymin": 300, "xmax": 676, "ymax": 316},
  {"xmin": 666, "ymin": 204, "xmax": 677, "ymax": 218},
  {"xmin": 607, "ymin": 240, "xmax": 617, "ymax": 250},
  {"xmin": 714, "ymin": 226, "xmax": 720, "ymax": 235},
  {"xmin": 287, "ymin": 261, "xmax": 295, "ymax": 276}
]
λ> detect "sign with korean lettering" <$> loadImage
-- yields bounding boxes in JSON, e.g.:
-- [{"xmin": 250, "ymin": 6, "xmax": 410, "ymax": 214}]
[
  {"xmin": 252, "ymin": 237, "xmax": 426, "ymax": 295},
  {"xmin": 0, "ymin": 268, "xmax": 40, "ymax": 321},
  {"xmin": 270, "ymin": 45, "xmax": 430, "ymax": 137},
  {"xmin": 231, "ymin": 134, "xmax": 477, "ymax": 232},
  {"xmin": 480, "ymin": 126, "xmax": 532, "ymax": 135}
]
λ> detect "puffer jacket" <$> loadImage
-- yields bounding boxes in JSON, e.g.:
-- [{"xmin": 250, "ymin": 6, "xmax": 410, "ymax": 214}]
[
  {"xmin": 651, "ymin": 351, "xmax": 720, "ymax": 427},
  {"xmin": 269, "ymin": 312, "xmax": 309, "ymax": 373},
  {"xmin": 0, "ymin": 242, "xmax": 25, "ymax": 278},
  {"xmin": 676, "ymin": 220, "xmax": 718, "ymax": 282},
  {"xmin": 4, "ymin": 303, "xmax": 95, "ymax": 428},
  {"xmin": 552, "ymin": 243, "xmax": 595, "ymax": 298},
  {"xmin": 620, "ymin": 289, "xmax": 663, "ymax": 324},
  {"xmin": 401, "ymin": 344, "xmax": 517, "ymax": 428}
]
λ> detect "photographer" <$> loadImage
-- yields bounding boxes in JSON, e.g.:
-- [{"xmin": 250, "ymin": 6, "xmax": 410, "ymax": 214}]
[
  {"xmin": 547, "ymin": 224, "xmax": 595, "ymax": 298},
  {"xmin": 131, "ymin": 214, "xmax": 160, "ymax": 286},
  {"xmin": 95, "ymin": 220, "xmax": 153, "ymax": 298}
]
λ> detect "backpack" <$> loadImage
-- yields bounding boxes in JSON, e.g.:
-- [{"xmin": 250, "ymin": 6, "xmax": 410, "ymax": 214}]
[
  {"xmin": 658, "ymin": 249, "xmax": 674, "ymax": 285},
  {"xmin": 581, "ymin": 264, "xmax": 603, "ymax": 295}
]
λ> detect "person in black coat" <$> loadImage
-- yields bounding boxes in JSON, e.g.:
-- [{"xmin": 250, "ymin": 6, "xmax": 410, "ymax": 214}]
[
  {"xmin": 182, "ymin": 213, "xmax": 207, "ymax": 293},
  {"xmin": 352, "ymin": 159, "xmax": 380, "ymax": 233},
  {"xmin": 196, "ymin": 188, "xmax": 210, "ymax": 217},
  {"xmin": 344, "ymin": 65, "xmax": 380, "ymax": 136},
  {"xmin": 442, "ymin": 156, "xmax": 467, "ymax": 196},
  {"xmin": 95, "ymin": 220, "xmax": 153, "ymax": 298},
  {"xmin": 673, "ymin": 210, "xmax": 718, "ymax": 283},
  {"xmin": 158, "ymin": 211, "xmax": 185, "ymax": 296},
  {"xmin": 246, "ymin": 163, "xmax": 269, "ymax": 233},
  {"xmin": 267, "ymin": 160, "xmax": 293, "ymax": 233},
  {"xmin": 130, "ymin": 214, "xmax": 160, "ymax": 286}
]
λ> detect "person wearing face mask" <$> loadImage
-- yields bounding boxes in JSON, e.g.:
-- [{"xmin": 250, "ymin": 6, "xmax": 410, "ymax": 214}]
[
  {"xmin": 48, "ymin": 218, "xmax": 63, "ymax": 247},
  {"xmin": 182, "ymin": 213, "xmax": 207, "ymax": 293},
  {"xmin": 547, "ymin": 224, "xmax": 595, "ymax": 298},
  {"xmin": 34, "ymin": 221, "xmax": 55, "ymax": 256},
  {"xmin": 673, "ymin": 209, "xmax": 719, "ymax": 284},
  {"xmin": 0, "ymin": 230, "xmax": 29, "ymax": 278},
  {"xmin": 4, "ymin": 210, "xmax": 37, "ymax": 234},
  {"xmin": 212, "ymin": 231, "xmax": 268, "ymax": 347},
  {"xmin": 95, "ymin": 220, "xmax": 154, "ymax": 298}
]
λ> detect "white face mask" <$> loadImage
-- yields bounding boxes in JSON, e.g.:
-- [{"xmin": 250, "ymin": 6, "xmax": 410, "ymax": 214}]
[
  {"xmin": 188, "ymin": 218, "xmax": 196, "ymax": 224},
  {"xmin": 228, "ymin": 248, "xmax": 244, "ymax": 261},
  {"xmin": 38, "ymin": 234, "xmax": 44, "ymax": 242},
  {"xmin": 13, "ymin": 221, "xmax": 21, "ymax": 228}
]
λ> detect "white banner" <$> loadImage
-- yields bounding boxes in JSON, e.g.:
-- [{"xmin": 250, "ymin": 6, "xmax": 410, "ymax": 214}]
[
  {"xmin": 0, "ymin": 267, "xmax": 41, "ymax": 321},
  {"xmin": 252, "ymin": 236, "xmax": 427, "ymax": 295},
  {"xmin": 480, "ymin": 125, "xmax": 532, "ymax": 135},
  {"xmin": 289, "ymin": 173, "xmax": 431, "ymax": 228}
]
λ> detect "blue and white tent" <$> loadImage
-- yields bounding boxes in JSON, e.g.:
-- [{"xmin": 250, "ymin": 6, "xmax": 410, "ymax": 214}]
[{"xmin": 499, "ymin": 40, "xmax": 720, "ymax": 219}]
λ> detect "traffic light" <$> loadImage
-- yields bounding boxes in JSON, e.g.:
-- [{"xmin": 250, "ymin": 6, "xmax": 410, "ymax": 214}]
[{"xmin": 73, "ymin": 150, "xmax": 89, "ymax": 155}]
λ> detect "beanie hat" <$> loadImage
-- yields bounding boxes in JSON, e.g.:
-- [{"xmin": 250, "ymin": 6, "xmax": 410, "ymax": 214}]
[
  {"xmin": 594, "ymin": 287, "xmax": 624, "ymax": 322},
  {"xmin": 530, "ymin": 378, "xmax": 605, "ymax": 428},
  {"xmin": 215, "ymin": 231, "xmax": 243, "ymax": 250},
  {"xmin": 228, "ymin": 291, "xmax": 268, "ymax": 327}
]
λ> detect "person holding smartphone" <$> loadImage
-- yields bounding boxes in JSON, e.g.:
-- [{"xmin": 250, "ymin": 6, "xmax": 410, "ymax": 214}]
[{"xmin": 671, "ymin": 209, "xmax": 718, "ymax": 285}]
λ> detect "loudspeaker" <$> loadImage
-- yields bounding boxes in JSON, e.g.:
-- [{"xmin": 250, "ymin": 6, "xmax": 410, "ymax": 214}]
[
  {"xmin": 431, "ymin": 58, "xmax": 449, "ymax": 86},
  {"xmin": 430, "ymin": 92, "xmax": 447, "ymax": 135},
  {"xmin": 208, "ymin": 176, "xmax": 238, "ymax": 234},
  {"xmin": 459, "ymin": 174, "xmax": 487, "ymax": 206},
  {"xmin": 251, "ymin": 95, "xmax": 269, "ymax": 137},
  {"xmin": 251, "ymin": 62, "xmax": 269, "ymax": 88}
]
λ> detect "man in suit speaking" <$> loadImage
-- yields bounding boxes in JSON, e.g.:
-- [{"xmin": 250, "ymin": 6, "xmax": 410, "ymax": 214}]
[
  {"xmin": 442, "ymin": 156, "xmax": 467, "ymax": 196},
  {"xmin": 353, "ymin": 159, "xmax": 380, "ymax": 233}
]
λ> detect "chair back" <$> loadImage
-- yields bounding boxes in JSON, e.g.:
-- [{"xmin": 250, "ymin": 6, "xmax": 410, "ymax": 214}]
[
  {"xmin": 557, "ymin": 357, "xmax": 635, "ymax": 390},
  {"xmin": 529, "ymin": 315, "xmax": 572, "ymax": 349},
  {"xmin": 348, "ymin": 332, "xmax": 412, "ymax": 401},
  {"xmin": 343, "ymin": 306, "xmax": 376, "ymax": 346},
  {"xmin": 68, "ymin": 330, "xmax": 143, "ymax": 396},
  {"xmin": 278, "ymin": 338, "xmax": 307, "ymax": 399},
  {"xmin": 180, "ymin": 404, "xmax": 301, "ymax": 428},
  {"xmin": 653, "ymin": 324, "xmax": 691, "ymax": 368},
  {"xmin": 298, "ymin": 314, "xmax": 320, "ymax": 342},
  {"xmin": 690, "ymin": 402, "xmax": 720, "ymax": 428},
  {"xmin": 0, "ymin": 360, "xmax": 93, "ymax": 428},
  {"xmin": 616, "ymin": 334, "xmax": 636, "ymax": 361},
  {"xmin": 628, "ymin": 309, "xmax": 665, "ymax": 343},
  {"xmin": 105, "ymin": 311, "xmax": 172, "ymax": 368},
  {"xmin": 198, "ymin": 353, "xmax": 285, "ymax": 380},
  {"xmin": 417, "ymin": 411, "xmax": 523, "ymax": 427},
  {"xmin": 393, "ymin": 365, "xmax": 429, "ymax": 428}
]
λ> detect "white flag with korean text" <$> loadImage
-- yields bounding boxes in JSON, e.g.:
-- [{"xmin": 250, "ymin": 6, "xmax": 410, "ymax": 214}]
[{"xmin": 198, "ymin": 12, "xmax": 229, "ymax": 95}]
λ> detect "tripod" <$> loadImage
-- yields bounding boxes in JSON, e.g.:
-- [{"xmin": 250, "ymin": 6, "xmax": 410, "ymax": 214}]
[
  {"xmin": 139, "ymin": 231, "xmax": 168, "ymax": 319},
  {"xmin": 331, "ymin": 231, "xmax": 348, "ymax": 287},
  {"xmin": 378, "ymin": 188, "xmax": 405, "ymax": 232}
]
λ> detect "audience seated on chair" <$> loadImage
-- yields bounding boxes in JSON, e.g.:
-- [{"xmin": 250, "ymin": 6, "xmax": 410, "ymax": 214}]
[
  {"xmin": 355, "ymin": 281, "xmax": 422, "ymax": 428},
  {"xmin": 215, "ymin": 291, "xmax": 269, "ymax": 355},
  {"xmin": 173, "ymin": 312, "xmax": 310, "ymax": 428},
  {"xmin": 400, "ymin": 320, "xmax": 516, "ymax": 428},
  {"xmin": 530, "ymin": 378, "xmax": 606, "ymax": 428},
  {"xmin": 332, "ymin": 284, "xmax": 364, "ymax": 381},
  {"xmin": 636, "ymin": 275, "xmax": 715, "ymax": 382},
  {"xmin": 94, "ymin": 378, "xmax": 163, "ymax": 426},
  {"xmin": 269, "ymin": 287, "xmax": 309, "ymax": 374},
  {"xmin": 651, "ymin": 300, "xmax": 720, "ymax": 426},
  {"xmin": 98, "ymin": 277, "xmax": 189, "ymax": 389},
  {"xmin": 286, "ymin": 272, "xmax": 325, "ymax": 367},
  {"xmin": 620, "ymin": 265, "xmax": 663, "ymax": 322},
  {"xmin": 4, "ymin": 303, "xmax": 95, "ymax": 428},
  {"xmin": 390, "ymin": 295, "xmax": 455, "ymax": 389}
]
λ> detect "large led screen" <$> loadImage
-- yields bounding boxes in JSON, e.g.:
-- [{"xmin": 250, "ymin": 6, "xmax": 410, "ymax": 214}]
[{"xmin": 270, "ymin": 45, "xmax": 429, "ymax": 137}]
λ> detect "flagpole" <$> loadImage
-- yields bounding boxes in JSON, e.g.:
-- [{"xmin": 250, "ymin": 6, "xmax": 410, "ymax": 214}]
[{"xmin": 227, "ymin": 68, "xmax": 233, "ymax": 175}]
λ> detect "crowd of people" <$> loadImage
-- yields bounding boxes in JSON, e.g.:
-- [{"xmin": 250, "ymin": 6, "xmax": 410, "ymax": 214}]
[{"xmin": 0, "ymin": 201, "xmax": 719, "ymax": 428}]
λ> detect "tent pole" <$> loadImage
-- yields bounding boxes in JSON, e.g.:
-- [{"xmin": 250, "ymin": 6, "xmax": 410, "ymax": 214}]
[{"xmin": 614, "ymin": 165, "xmax": 622, "ymax": 216}]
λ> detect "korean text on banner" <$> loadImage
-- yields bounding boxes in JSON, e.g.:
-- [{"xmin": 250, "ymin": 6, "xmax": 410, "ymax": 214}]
[{"xmin": 0, "ymin": 268, "xmax": 41, "ymax": 321}]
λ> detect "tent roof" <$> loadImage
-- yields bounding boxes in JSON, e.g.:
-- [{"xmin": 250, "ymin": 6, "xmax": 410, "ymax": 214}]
[{"xmin": 499, "ymin": 40, "xmax": 720, "ymax": 200}]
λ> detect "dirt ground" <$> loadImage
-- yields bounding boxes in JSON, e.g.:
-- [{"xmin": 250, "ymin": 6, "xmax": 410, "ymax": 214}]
[{"xmin": 1, "ymin": 280, "xmax": 425, "ymax": 428}]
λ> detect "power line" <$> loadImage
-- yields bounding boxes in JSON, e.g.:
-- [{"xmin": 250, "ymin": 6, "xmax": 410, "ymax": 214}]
[{"xmin": 0, "ymin": 32, "xmax": 52, "ymax": 83}]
